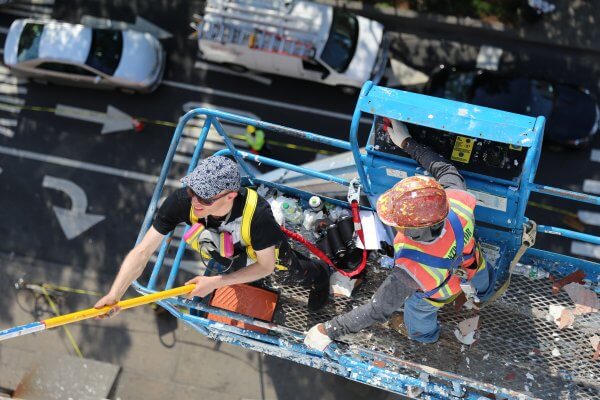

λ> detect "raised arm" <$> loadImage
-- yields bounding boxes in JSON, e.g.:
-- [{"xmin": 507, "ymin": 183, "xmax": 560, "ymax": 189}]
[{"xmin": 388, "ymin": 119, "xmax": 466, "ymax": 191}]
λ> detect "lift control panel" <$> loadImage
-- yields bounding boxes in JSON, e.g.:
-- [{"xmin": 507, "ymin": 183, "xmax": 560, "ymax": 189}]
[{"xmin": 371, "ymin": 118, "xmax": 528, "ymax": 181}]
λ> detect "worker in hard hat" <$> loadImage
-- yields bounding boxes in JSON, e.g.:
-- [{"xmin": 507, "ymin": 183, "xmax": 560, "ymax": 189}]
[
  {"xmin": 245, "ymin": 125, "xmax": 266, "ymax": 155},
  {"xmin": 305, "ymin": 118, "xmax": 495, "ymax": 351}
]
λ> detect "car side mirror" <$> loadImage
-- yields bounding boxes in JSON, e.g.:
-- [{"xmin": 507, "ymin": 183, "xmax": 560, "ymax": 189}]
[
  {"xmin": 321, "ymin": 70, "xmax": 330, "ymax": 80},
  {"xmin": 93, "ymin": 76, "xmax": 102, "ymax": 84}
]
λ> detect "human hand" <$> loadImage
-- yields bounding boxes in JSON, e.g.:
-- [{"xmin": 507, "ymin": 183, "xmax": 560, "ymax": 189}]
[
  {"xmin": 304, "ymin": 323, "xmax": 332, "ymax": 351},
  {"xmin": 185, "ymin": 276, "xmax": 221, "ymax": 298},
  {"xmin": 94, "ymin": 292, "xmax": 121, "ymax": 320},
  {"xmin": 387, "ymin": 119, "xmax": 411, "ymax": 149}
]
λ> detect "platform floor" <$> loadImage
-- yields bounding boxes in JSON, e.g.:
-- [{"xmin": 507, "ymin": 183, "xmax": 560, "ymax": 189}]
[{"xmin": 270, "ymin": 261, "xmax": 600, "ymax": 400}]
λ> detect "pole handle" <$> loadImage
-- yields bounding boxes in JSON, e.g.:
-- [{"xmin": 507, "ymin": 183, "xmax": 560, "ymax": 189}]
[{"xmin": 43, "ymin": 284, "xmax": 195, "ymax": 329}]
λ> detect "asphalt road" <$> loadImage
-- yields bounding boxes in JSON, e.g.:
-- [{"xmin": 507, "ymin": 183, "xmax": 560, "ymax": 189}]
[{"xmin": 0, "ymin": 0, "xmax": 598, "ymax": 398}]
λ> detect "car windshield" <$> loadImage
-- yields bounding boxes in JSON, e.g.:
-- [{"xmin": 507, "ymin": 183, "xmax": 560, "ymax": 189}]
[
  {"xmin": 320, "ymin": 10, "xmax": 358, "ymax": 73},
  {"xmin": 441, "ymin": 71, "xmax": 477, "ymax": 101},
  {"xmin": 85, "ymin": 29, "xmax": 123, "ymax": 75},
  {"xmin": 17, "ymin": 23, "xmax": 45, "ymax": 62},
  {"xmin": 528, "ymin": 80, "xmax": 554, "ymax": 117}
]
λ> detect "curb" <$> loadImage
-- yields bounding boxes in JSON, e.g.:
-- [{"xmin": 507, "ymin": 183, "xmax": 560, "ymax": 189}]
[{"xmin": 318, "ymin": 1, "xmax": 600, "ymax": 55}]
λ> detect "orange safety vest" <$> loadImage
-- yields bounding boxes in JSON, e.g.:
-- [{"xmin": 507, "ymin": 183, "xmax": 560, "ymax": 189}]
[{"xmin": 393, "ymin": 189, "xmax": 486, "ymax": 305}]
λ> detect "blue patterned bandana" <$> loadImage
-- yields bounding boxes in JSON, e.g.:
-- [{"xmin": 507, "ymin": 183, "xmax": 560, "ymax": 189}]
[{"xmin": 180, "ymin": 156, "xmax": 241, "ymax": 198}]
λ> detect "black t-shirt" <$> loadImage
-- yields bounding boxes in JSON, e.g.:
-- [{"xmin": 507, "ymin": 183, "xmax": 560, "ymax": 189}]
[{"xmin": 153, "ymin": 187, "xmax": 285, "ymax": 258}]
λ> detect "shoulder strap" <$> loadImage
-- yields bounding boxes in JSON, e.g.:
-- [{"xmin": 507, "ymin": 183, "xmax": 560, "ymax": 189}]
[
  {"xmin": 395, "ymin": 210, "xmax": 469, "ymax": 270},
  {"xmin": 241, "ymin": 188, "xmax": 259, "ymax": 258}
]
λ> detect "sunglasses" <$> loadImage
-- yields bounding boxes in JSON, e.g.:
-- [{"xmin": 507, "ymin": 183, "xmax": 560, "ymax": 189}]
[{"xmin": 187, "ymin": 188, "xmax": 232, "ymax": 206}]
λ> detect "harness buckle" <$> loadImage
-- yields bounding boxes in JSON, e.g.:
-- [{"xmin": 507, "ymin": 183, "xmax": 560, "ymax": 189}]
[
  {"xmin": 347, "ymin": 178, "xmax": 361, "ymax": 203},
  {"xmin": 459, "ymin": 281, "xmax": 480, "ymax": 303},
  {"xmin": 453, "ymin": 267, "xmax": 468, "ymax": 280}
]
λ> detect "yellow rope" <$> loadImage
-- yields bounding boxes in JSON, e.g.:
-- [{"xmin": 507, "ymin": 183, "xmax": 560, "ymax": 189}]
[{"xmin": 40, "ymin": 286, "xmax": 83, "ymax": 358}]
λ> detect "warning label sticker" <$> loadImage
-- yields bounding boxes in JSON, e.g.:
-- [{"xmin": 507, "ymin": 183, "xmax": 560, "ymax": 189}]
[{"xmin": 451, "ymin": 136, "xmax": 475, "ymax": 164}]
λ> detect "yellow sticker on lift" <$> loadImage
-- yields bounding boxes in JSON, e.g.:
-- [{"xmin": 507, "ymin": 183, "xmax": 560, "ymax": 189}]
[
  {"xmin": 509, "ymin": 145, "xmax": 523, "ymax": 151},
  {"xmin": 451, "ymin": 136, "xmax": 475, "ymax": 163}
]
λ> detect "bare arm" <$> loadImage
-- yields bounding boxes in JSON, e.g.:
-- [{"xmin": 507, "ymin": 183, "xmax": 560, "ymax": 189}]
[
  {"xmin": 186, "ymin": 246, "xmax": 276, "ymax": 298},
  {"xmin": 95, "ymin": 226, "xmax": 165, "ymax": 310}
]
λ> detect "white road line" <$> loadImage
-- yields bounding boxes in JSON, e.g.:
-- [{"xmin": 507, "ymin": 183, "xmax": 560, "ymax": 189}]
[
  {"xmin": 0, "ymin": 118, "xmax": 17, "ymax": 126},
  {"xmin": 0, "ymin": 126, "xmax": 14, "ymax": 138},
  {"xmin": 149, "ymin": 255, "xmax": 204, "ymax": 275},
  {"xmin": 0, "ymin": 83, "xmax": 26, "ymax": 95},
  {"xmin": 173, "ymin": 153, "xmax": 192, "ymax": 164},
  {"xmin": 0, "ymin": 75, "xmax": 27, "ymax": 85},
  {"xmin": 8, "ymin": 3, "xmax": 53, "ymax": 13},
  {"xmin": 582, "ymin": 179, "xmax": 600, "ymax": 195},
  {"xmin": 591, "ymin": 149, "xmax": 600, "ymax": 163},
  {"xmin": 0, "ymin": 66, "xmax": 10, "ymax": 74},
  {"xmin": 0, "ymin": 8, "xmax": 51, "ymax": 19},
  {"xmin": 570, "ymin": 241, "xmax": 600, "ymax": 260},
  {"xmin": 577, "ymin": 211, "xmax": 600, "ymax": 227},
  {"xmin": 0, "ymin": 95, "xmax": 25, "ymax": 105},
  {"xmin": 0, "ymin": 103, "xmax": 21, "ymax": 113},
  {"xmin": 194, "ymin": 60, "xmax": 272, "ymax": 86},
  {"xmin": 15, "ymin": 0, "xmax": 55, "ymax": 5},
  {"xmin": 0, "ymin": 145, "xmax": 180, "ymax": 187},
  {"xmin": 162, "ymin": 80, "xmax": 371, "ymax": 124}
]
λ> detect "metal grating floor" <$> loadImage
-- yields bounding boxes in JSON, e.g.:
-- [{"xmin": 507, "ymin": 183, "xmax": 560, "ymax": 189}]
[{"xmin": 269, "ymin": 261, "xmax": 600, "ymax": 399}]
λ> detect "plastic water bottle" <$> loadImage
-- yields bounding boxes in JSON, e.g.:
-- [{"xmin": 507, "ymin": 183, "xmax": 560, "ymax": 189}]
[
  {"xmin": 380, "ymin": 255, "xmax": 395, "ymax": 269},
  {"xmin": 512, "ymin": 264, "xmax": 550, "ymax": 280},
  {"xmin": 281, "ymin": 201, "xmax": 303, "ymax": 225},
  {"xmin": 308, "ymin": 196, "xmax": 323, "ymax": 212}
]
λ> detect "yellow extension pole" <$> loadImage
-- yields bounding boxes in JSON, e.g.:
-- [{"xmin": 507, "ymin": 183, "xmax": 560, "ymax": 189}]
[{"xmin": 43, "ymin": 284, "xmax": 195, "ymax": 329}]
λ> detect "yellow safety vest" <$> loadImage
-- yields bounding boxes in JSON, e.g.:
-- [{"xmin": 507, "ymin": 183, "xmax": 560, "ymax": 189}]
[{"xmin": 189, "ymin": 188, "xmax": 286, "ymax": 270}]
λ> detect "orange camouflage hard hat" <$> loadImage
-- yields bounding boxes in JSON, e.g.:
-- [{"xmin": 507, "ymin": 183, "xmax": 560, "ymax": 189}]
[{"xmin": 376, "ymin": 176, "xmax": 449, "ymax": 228}]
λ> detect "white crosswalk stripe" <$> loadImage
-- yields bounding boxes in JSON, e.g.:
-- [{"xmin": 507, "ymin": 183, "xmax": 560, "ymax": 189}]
[
  {"xmin": 0, "ymin": 125, "xmax": 15, "ymax": 138},
  {"xmin": 577, "ymin": 211, "xmax": 600, "ymax": 227},
  {"xmin": 591, "ymin": 149, "xmax": 600, "ymax": 163},
  {"xmin": 0, "ymin": 63, "xmax": 28, "ymax": 139},
  {"xmin": 570, "ymin": 241, "xmax": 600, "ymax": 260},
  {"xmin": 175, "ymin": 104, "xmax": 261, "ymax": 165},
  {"xmin": 582, "ymin": 179, "xmax": 600, "ymax": 195}
]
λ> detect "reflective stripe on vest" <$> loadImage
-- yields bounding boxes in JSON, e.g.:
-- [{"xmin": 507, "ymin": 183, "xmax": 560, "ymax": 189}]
[{"xmin": 394, "ymin": 190, "xmax": 486, "ymax": 304}]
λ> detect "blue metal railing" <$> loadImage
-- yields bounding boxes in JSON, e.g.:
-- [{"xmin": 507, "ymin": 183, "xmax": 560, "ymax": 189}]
[{"xmin": 131, "ymin": 86, "xmax": 600, "ymax": 400}]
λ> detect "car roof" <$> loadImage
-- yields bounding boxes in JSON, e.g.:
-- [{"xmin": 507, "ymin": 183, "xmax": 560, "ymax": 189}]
[{"xmin": 36, "ymin": 20, "xmax": 92, "ymax": 64}]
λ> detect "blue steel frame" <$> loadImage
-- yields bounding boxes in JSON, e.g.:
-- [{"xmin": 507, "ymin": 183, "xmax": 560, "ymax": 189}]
[{"xmin": 131, "ymin": 82, "xmax": 599, "ymax": 400}]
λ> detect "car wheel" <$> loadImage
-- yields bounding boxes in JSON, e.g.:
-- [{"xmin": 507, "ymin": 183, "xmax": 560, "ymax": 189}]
[
  {"xmin": 338, "ymin": 85, "xmax": 358, "ymax": 96},
  {"xmin": 224, "ymin": 63, "xmax": 249, "ymax": 73}
]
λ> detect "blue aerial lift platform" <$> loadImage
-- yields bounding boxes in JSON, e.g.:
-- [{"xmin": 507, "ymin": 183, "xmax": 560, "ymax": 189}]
[{"xmin": 132, "ymin": 82, "xmax": 600, "ymax": 400}]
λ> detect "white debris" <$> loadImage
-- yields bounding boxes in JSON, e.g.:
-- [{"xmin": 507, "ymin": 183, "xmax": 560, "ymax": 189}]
[
  {"xmin": 526, "ymin": 373, "xmax": 535, "ymax": 380},
  {"xmin": 564, "ymin": 283, "xmax": 600, "ymax": 315},
  {"xmin": 552, "ymin": 348, "xmax": 561, "ymax": 357},
  {"xmin": 330, "ymin": 271, "xmax": 357, "ymax": 297},
  {"xmin": 454, "ymin": 316, "xmax": 479, "ymax": 345},
  {"xmin": 483, "ymin": 353, "xmax": 490, "ymax": 360}
]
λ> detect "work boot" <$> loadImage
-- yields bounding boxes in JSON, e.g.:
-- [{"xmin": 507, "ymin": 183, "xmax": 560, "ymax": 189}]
[
  {"xmin": 308, "ymin": 261, "xmax": 330, "ymax": 311},
  {"xmin": 387, "ymin": 313, "xmax": 407, "ymax": 337}
]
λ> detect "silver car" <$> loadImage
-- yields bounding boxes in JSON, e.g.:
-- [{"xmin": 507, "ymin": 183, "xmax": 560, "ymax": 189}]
[{"xmin": 3, "ymin": 19, "xmax": 166, "ymax": 93}]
